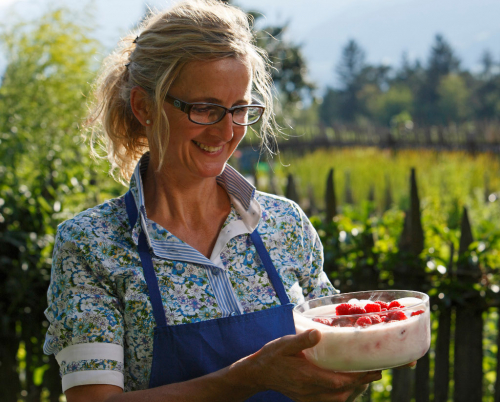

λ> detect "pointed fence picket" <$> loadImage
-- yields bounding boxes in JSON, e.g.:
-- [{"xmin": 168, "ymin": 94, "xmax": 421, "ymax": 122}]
[{"xmin": 278, "ymin": 167, "xmax": 497, "ymax": 402}]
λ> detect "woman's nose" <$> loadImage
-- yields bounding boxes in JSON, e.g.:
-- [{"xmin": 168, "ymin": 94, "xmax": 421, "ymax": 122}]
[{"xmin": 214, "ymin": 111, "xmax": 234, "ymax": 141}]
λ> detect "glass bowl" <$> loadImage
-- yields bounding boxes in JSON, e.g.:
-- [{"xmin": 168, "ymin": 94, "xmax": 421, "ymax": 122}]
[{"xmin": 293, "ymin": 290, "xmax": 430, "ymax": 372}]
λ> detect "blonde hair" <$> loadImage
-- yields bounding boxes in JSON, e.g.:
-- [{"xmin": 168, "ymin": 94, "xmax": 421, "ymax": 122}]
[{"xmin": 86, "ymin": 0, "xmax": 277, "ymax": 183}]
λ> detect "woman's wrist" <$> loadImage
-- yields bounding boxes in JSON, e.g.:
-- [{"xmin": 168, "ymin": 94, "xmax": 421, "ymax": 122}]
[{"xmin": 214, "ymin": 353, "xmax": 266, "ymax": 400}]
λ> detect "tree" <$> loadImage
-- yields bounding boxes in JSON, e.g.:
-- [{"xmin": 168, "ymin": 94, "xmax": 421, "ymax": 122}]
[
  {"xmin": 367, "ymin": 85, "xmax": 414, "ymax": 126},
  {"xmin": 252, "ymin": 17, "xmax": 315, "ymax": 107},
  {"xmin": 437, "ymin": 74, "xmax": 470, "ymax": 123},
  {"xmin": 480, "ymin": 50, "xmax": 494, "ymax": 80},
  {"xmin": 335, "ymin": 39, "xmax": 367, "ymax": 121},
  {"xmin": 0, "ymin": 9, "xmax": 121, "ymax": 401},
  {"xmin": 417, "ymin": 34, "xmax": 461, "ymax": 124}
]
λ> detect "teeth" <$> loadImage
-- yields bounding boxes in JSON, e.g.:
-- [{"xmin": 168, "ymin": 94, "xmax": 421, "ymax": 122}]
[{"xmin": 194, "ymin": 141, "xmax": 223, "ymax": 153}]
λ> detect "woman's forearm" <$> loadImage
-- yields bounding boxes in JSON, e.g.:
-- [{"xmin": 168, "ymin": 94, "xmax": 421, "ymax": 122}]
[{"xmin": 73, "ymin": 357, "xmax": 261, "ymax": 402}]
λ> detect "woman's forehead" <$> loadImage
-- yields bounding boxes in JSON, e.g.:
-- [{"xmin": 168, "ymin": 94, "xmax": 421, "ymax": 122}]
[{"xmin": 170, "ymin": 58, "xmax": 253, "ymax": 101}]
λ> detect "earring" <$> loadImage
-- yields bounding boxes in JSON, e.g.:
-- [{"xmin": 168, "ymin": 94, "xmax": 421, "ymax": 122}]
[{"xmin": 146, "ymin": 119, "xmax": 151, "ymax": 125}]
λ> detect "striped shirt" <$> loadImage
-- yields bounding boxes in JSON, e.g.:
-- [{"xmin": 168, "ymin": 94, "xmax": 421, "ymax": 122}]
[{"xmin": 44, "ymin": 153, "xmax": 336, "ymax": 392}]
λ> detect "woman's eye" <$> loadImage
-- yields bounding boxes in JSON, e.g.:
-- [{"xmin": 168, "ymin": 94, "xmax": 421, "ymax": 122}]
[
  {"xmin": 192, "ymin": 106, "xmax": 211, "ymax": 113},
  {"xmin": 234, "ymin": 107, "xmax": 248, "ymax": 115}
]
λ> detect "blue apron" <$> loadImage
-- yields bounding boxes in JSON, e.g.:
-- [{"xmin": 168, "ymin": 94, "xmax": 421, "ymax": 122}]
[{"xmin": 125, "ymin": 191, "xmax": 296, "ymax": 401}]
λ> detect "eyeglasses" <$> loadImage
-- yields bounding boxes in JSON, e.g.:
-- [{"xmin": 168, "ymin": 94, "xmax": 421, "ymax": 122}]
[{"xmin": 165, "ymin": 94, "xmax": 265, "ymax": 126}]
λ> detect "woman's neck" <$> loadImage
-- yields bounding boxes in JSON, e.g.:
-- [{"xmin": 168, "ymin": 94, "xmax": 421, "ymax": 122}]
[{"xmin": 142, "ymin": 161, "xmax": 230, "ymax": 231}]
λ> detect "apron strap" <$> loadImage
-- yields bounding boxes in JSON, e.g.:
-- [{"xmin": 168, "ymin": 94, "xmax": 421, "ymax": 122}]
[
  {"xmin": 125, "ymin": 191, "xmax": 168, "ymax": 328},
  {"xmin": 125, "ymin": 191, "xmax": 290, "ymax": 326},
  {"xmin": 250, "ymin": 230, "xmax": 291, "ymax": 305}
]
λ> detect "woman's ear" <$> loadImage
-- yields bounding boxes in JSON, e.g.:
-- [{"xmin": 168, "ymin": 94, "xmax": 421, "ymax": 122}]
[{"xmin": 130, "ymin": 86, "xmax": 152, "ymax": 126}]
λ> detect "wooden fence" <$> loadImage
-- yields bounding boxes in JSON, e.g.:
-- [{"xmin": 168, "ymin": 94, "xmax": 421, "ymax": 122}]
[
  {"xmin": 241, "ymin": 121, "xmax": 500, "ymax": 155},
  {"xmin": 278, "ymin": 167, "xmax": 498, "ymax": 402}
]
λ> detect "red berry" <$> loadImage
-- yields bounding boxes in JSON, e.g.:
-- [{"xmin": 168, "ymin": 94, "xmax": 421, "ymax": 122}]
[
  {"xmin": 348, "ymin": 306, "xmax": 366, "ymax": 315},
  {"xmin": 388, "ymin": 310, "xmax": 407, "ymax": 321},
  {"xmin": 389, "ymin": 306, "xmax": 401, "ymax": 311},
  {"xmin": 356, "ymin": 316, "xmax": 372, "ymax": 327},
  {"xmin": 336, "ymin": 303, "xmax": 353, "ymax": 316},
  {"xmin": 313, "ymin": 317, "xmax": 333, "ymax": 326},
  {"xmin": 411, "ymin": 310, "xmax": 425, "ymax": 317},
  {"xmin": 365, "ymin": 303, "xmax": 382, "ymax": 313},
  {"xmin": 375, "ymin": 301, "xmax": 389, "ymax": 309},
  {"xmin": 370, "ymin": 315, "xmax": 383, "ymax": 324},
  {"xmin": 388, "ymin": 301, "xmax": 402, "ymax": 309}
]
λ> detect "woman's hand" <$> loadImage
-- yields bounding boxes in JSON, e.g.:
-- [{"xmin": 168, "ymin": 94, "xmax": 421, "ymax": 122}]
[
  {"xmin": 65, "ymin": 330, "xmax": 382, "ymax": 402},
  {"xmin": 245, "ymin": 329, "xmax": 382, "ymax": 402}
]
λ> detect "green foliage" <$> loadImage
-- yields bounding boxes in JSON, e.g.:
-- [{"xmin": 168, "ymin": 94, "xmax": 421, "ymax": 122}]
[
  {"xmin": 260, "ymin": 148, "xmax": 500, "ymax": 401},
  {"xmin": 319, "ymin": 34, "xmax": 500, "ymax": 129},
  {"xmin": 366, "ymin": 85, "xmax": 414, "ymax": 126},
  {"xmin": 0, "ymin": 8, "xmax": 122, "ymax": 400},
  {"xmin": 437, "ymin": 74, "xmax": 470, "ymax": 123}
]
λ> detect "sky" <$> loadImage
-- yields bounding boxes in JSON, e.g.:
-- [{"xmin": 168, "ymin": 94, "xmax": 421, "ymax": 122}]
[{"xmin": 1, "ymin": 0, "xmax": 499, "ymax": 92}]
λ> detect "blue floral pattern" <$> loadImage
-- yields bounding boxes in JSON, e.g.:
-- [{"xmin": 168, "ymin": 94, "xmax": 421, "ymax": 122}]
[{"xmin": 44, "ymin": 166, "xmax": 335, "ymax": 392}]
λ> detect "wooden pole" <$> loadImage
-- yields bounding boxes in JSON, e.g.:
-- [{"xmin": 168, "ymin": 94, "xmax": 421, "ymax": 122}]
[
  {"xmin": 392, "ymin": 168, "xmax": 427, "ymax": 402},
  {"xmin": 433, "ymin": 242, "xmax": 454, "ymax": 402},
  {"xmin": 285, "ymin": 174, "xmax": 300, "ymax": 204},
  {"xmin": 325, "ymin": 168, "xmax": 337, "ymax": 223},
  {"xmin": 453, "ymin": 207, "xmax": 483, "ymax": 402},
  {"xmin": 345, "ymin": 171, "xmax": 354, "ymax": 204}
]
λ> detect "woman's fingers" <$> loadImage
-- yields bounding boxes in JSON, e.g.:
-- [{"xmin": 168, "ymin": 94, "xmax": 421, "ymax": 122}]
[
  {"xmin": 277, "ymin": 329, "xmax": 322, "ymax": 356},
  {"xmin": 248, "ymin": 332, "xmax": 384, "ymax": 401}
]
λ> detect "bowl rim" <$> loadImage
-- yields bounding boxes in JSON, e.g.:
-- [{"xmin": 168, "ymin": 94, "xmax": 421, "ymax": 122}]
[{"xmin": 293, "ymin": 289, "xmax": 429, "ymax": 318}]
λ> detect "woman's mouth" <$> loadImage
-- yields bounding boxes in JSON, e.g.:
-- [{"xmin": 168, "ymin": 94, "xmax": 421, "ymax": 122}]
[{"xmin": 193, "ymin": 141, "xmax": 223, "ymax": 153}]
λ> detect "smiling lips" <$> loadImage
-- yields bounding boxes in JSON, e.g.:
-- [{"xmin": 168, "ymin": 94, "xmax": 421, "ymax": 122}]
[{"xmin": 193, "ymin": 140, "xmax": 223, "ymax": 153}]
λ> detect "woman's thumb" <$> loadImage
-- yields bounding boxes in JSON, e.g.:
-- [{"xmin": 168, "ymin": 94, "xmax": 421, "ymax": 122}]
[{"xmin": 281, "ymin": 329, "xmax": 321, "ymax": 355}]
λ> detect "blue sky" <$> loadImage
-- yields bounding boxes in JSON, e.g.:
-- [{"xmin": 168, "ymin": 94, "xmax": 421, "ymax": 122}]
[{"xmin": 1, "ymin": 0, "xmax": 499, "ymax": 91}]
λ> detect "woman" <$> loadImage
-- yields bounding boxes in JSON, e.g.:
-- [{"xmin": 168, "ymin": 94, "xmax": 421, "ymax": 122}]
[{"xmin": 44, "ymin": 1, "xmax": 382, "ymax": 401}]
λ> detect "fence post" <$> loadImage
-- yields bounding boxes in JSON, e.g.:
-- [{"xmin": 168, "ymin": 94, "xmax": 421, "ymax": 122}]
[
  {"xmin": 345, "ymin": 171, "xmax": 354, "ymax": 204},
  {"xmin": 453, "ymin": 207, "xmax": 483, "ymax": 402},
  {"xmin": 392, "ymin": 168, "xmax": 428, "ymax": 402},
  {"xmin": 433, "ymin": 242, "xmax": 454, "ymax": 402},
  {"xmin": 307, "ymin": 184, "xmax": 318, "ymax": 216},
  {"xmin": 325, "ymin": 168, "xmax": 337, "ymax": 223},
  {"xmin": 285, "ymin": 174, "xmax": 300, "ymax": 204},
  {"xmin": 368, "ymin": 184, "xmax": 375, "ymax": 203}
]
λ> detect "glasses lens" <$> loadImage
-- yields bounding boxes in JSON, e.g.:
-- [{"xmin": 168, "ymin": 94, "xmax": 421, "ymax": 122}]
[
  {"xmin": 233, "ymin": 107, "xmax": 263, "ymax": 125},
  {"xmin": 189, "ymin": 104, "xmax": 225, "ymax": 124}
]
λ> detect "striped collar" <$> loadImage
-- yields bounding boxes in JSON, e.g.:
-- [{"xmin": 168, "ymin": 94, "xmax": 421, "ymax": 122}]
[{"xmin": 128, "ymin": 153, "xmax": 260, "ymax": 266}]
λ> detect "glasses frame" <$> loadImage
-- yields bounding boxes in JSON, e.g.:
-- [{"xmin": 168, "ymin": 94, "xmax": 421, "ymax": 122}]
[{"xmin": 164, "ymin": 94, "xmax": 265, "ymax": 126}]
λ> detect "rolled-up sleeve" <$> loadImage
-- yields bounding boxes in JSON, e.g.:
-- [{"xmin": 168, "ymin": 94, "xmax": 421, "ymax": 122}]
[{"xmin": 44, "ymin": 221, "xmax": 125, "ymax": 392}]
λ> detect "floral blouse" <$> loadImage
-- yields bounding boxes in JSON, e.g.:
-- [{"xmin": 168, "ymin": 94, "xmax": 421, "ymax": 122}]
[{"xmin": 44, "ymin": 154, "xmax": 336, "ymax": 393}]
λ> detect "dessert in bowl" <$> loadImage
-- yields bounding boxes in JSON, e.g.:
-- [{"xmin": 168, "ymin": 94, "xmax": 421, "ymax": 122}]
[{"xmin": 293, "ymin": 290, "xmax": 430, "ymax": 372}]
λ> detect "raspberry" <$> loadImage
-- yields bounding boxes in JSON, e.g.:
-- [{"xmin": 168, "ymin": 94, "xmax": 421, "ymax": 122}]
[
  {"xmin": 370, "ymin": 315, "xmax": 383, "ymax": 324},
  {"xmin": 388, "ymin": 310, "xmax": 407, "ymax": 321},
  {"xmin": 313, "ymin": 317, "xmax": 333, "ymax": 326},
  {"xmin": 348, "ymin": 306, "xmax": 366, "ymax": 315},
  {"xmin": 389, "ymin": 306, "xmax": 402, "ymax": 311},
  {"xmin": 411, "ymin": 310, "xmax": 425, "ymax": 317},
  {"xmin": 388, "ymin": 301, "xmax": 402, "ymax": 309},
  {"xmin": 365, "ymin": 303, "xmax": 382, "ymax": 313},
  {"xmin": 375, "ymin": 301, "xmax": 389, "ymax": 309},
  {"xmin": 355, "ymin": 316, "xmax": 372, "ymax": 327},
  {"xmin": 336, "ymin": 303, "xmax": 353, "ymax": 316}
]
